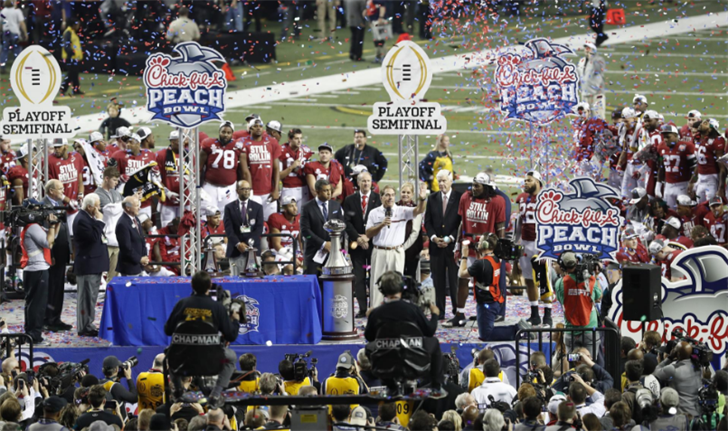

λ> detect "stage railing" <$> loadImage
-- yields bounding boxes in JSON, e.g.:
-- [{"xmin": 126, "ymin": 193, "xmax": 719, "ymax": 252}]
[
  {"xmin": 514, "ymin": 325, "xmax": 621, "ymax": 389},
  {"xmin": 1, "ymin": 333, "xmax": 34, "ymax": 364}
]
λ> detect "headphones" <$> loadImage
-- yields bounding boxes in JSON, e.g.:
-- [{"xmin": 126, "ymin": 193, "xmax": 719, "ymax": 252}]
[
  {"xmin": 376, "ymin": 271, "xmax": 406, "ymax": 295},
  {"xmin": 557, "ymin": 251, "xmax": 579, "ymax": 269}
]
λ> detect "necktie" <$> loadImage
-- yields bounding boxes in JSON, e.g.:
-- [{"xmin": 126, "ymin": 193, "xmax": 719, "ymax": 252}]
[
  {"xmin": 442, "ymin": 194, "xmax": 448, "ymax": 216},
  {"xmin": 241, "ymin": 201, "xmax": 248, "ymax": 225},
  {"xmin": 361, "ymin": 194, "xmax": 368, "ymax": 214},
  {"xmin": 322, "ymin": 202, "xmax": 328, "ymax": 221}
]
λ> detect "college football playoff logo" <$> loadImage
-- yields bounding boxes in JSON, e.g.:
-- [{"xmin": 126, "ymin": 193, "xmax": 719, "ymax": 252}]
[{"xmin": 382, "ymin": 40, "xmax": 432, "ymax": 101}]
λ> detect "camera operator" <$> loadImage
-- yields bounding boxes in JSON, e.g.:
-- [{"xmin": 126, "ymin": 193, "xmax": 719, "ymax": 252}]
[
  {"xmin": 99, "ymin": 356, "xmax": 138, "ymax": 414},
  {"xmin": 638, "ymin": 387, "xmax": 689, "ymax": 431},
  {"xmin": 554, "ymin": 252, "xmax": 602, "ymax": 360},
  {"xmin": 136, "ymin": 354, "xmax": 165, "ymax": 411},
  {"xmin": 652, "ymin": 341, "xmax": 702, "ymax": 417},
  {"xmin": 20, "ymin": 201, "xmax": 61, "ymax": 345},
  {"xmin": 278, "ymin": 359, "xmax": 317, "ymax": 395},
  {"xmin": 364, "ymin": 270, "xmax": 444, "ymax": 390},
  {"xmin": 164, "ymin": 271, "xmax": 240, "ymax": 408},
  {"xmin": 458, "ymin": 234, "xmax": 531, "ymax": 341},
  {"xmin": 551, "ymin": 348, "xmax": 613, "ymax": 395}
]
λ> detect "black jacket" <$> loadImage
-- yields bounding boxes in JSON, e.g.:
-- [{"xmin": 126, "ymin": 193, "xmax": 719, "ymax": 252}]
[
  {"xmin": 73, "ymin": 210, "xmax": 110, "ymax": 275},
  {"xmin": 343, "ymin": 191, "xmax": 381, "ymax": 257},
  {"xmin": 335, "ymin": 144, "xmax": 388, "ymax": 183},
  {"xmin": 223, "ymin": 199, "xmax": 264, "ymax": 257},
  {"xmin": 551, "ymin": 363, "xmax": 614, "ymax": 396},
  {"xmin": 164, "ymin": 293, "xmax": 240, "ymax": 343},
  {"xmin": 300, "ymin": 198, "xmax": 344, "ymax": 265},
  {"xmin": 424, "ymin": 190, "xmax": 462, "ymax": 256},
  {"xmin": 364, "ymin": 300, "xmax": 437, "ymax": 342},
  {"xmin": 115, "ymin": 213, "xmax": 146, "ymax": 275}
]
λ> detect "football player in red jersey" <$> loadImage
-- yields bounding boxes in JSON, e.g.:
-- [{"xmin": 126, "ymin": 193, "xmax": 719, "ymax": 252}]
[
  {"xmin": 8, "ymin": 144, "xmax": 31, "ymax": 204},
  {"xmin": 607, "ymin": 109, "xmax": 624, "ymax": 190},
  {"xmin": 107, "ymin": 126, "xmax": 131, "ymax": 154},
  {"xmin": 675, "ymin": 194, "xmax": 707, "ymax": 239},
  {"xmin": 689, "ymin": 118, "xmax": 726, "ymax": 202},
  {"xmin": 73, "ymin": 139, "xmax": 105, "ymax": 195},
  {"xmin": 657, "ymin": 125, "xmax": 696, "ymax": 209},
  {"xmin": 679, "ymin": 110, "xmax": 701, "ymax": 141},
  {"xmin": 201, "ymin": 121, "xmax": 245, "ymax": 217},
  {"xmin": 572, "ymin": 102, "xmax": 608, "ymax": 180},
  {"xmin": 703, "ymin": 196, "xmax": 728, "ymax": 246},
  {"xmin": 48, "ymin": 138, "xmax": 84, "ymax": 234},
  {"xmin": 648, "ymin": 238, "xmax": 683, "ymax": 281},
  {"xmin": 202, "ymin": 208, "xmax": 226, "ymax": 246},
  {"xmin": 639, "ymin": 110, "xmax": 663, "ymax": 197},
  {"xmin": 615, "ymin": 227, "xmax": 650, "ymax": 264},
  {"xmin": 660, "ymin": 216, "xmax": 694, "ymax": 249},
  {"xmin": 445, "ymin": 172, "xmax": 506, "ymax": 328},
  {"xmin": 240, "ymin": 118, "xmax": 281, "ymax": 221},
  {"xmin": 267, "ymin": 196, "xmax": 302, "ymax": 253},
  {"xmin": 0, "ymin": 135, "xmax": 15, "ymax": 173},
  {"xmin": 304, "ymin": 143, "xmax": 344, "ymax": 201},
  {"xmin": 279, "ymin": 128, "xmax": 313, "ymax": 205},
  {"xmin": 137, "ymin": 127, "xmax": 155, "ymax": 150},
  {"xmin": 515, "ymin": 171, "xmax": 553, "ymax": 327},
  {"xmin": 89, "ymin": 131, "xmax": 110, "ymax": 158},
  {"xmin": 111, "ymin": 133, "xmax": 157, "ymax": 218},
  {"xmin": 156, "ymin": 130, "xmax": 188, "ymax": 226}
]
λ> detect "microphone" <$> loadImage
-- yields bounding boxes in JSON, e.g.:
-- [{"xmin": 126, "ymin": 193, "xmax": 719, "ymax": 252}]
[{"xmin": 385, "ymin": 208, "xmax": 392, "ymax": 229}]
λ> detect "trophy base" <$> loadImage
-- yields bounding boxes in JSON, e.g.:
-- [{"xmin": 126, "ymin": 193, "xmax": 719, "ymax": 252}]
[
  {"xmin": 322, "ymin": 267, "xmax": 352, "ymax": 276},
  {"xmin": 322, "ymin": 329, "xmax": 359, "ymax": 341}
]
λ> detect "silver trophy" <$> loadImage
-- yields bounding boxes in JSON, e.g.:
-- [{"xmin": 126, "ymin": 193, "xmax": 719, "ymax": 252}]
[
  {"xmin": 322, "ymin": 219, "xmax": 352, "ymax": 275},
  {"xmin": 243, "ymin": 238, "xmax": 262, "ymax": 277}
]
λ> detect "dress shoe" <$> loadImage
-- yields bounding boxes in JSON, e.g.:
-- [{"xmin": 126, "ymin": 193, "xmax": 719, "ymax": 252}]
[
  {"xmin": 355, "ymin": 312, "xmax": 367, "ymax": 319},
  {"xmin": 78, "ymin": 329, "xmax": 99, "ymax": 337},
  {"xmin": 46, "ymin": 323, "xmax": 71, "ymax": 332}
]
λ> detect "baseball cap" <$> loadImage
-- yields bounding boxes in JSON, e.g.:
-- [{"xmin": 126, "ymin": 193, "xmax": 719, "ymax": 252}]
[
  {"xmin": 687, "ymin": 110, "xmax": 702, "ymax": 119},
  {"xmin": 708, "ymin": 118, "xmax": 720, "ymax": 131},
  {"xmin": 138, "ymin": 213, "xmax": 151, "ymax": 224},
  {"xmin": 349, "ymin": 406, "xmax": 367, "ymax": 426},
  {"xmin": 220, "ymin": 120, "xmax": 235, "ymax": 132},
  {"xmin": 337, "ymin": 352, "xmax": 355, "ymax": 370},
  {"xmin": 102, "ymin": 356, "xmax": 121, "ymax": 370},
  {"xmin": 169, "ymin": 130, "xmax": 179, "ymax": 140},
  {"xmin": 16, "ymin": 143, "xmax": 32, "ymax": 159},
  {"xmin": 137, "ymin": 127, "xmax": 152, "ymax": 141},
  {"xmin": 661, "ymin": 387, "xmax": 680, "ymax": 408},
  {"xmin": 710, "ymin": 196, "xmax": 724, "ymax": 207},
  {"xmin": 245, "ymin": 113, "xmax": 261, "ymax": 122},
  {"xmin": 111, "ymin": 126, "xmax": 131, "ymax": 139},
  {"xmin": 559, "ymin": 252, "xmax": 578, "ymax": 268},
  {"xmin": 623, "ymin": 226, "xmax": 639, "ymax": 240},
  {"xmin": 351, "ymin": 165, "xmax": 368, "ymax": 176},
  {"xmin": 128, "ymin": 133, "xmax": 142, "ymax": 143},
  {"xmin": 629, "ymin": 187, "xmax": 647, "ymax": 204},
  {"xmin": 473, "ymin": 172, "xmax": 495, "ymax": 187},
  {"xmin": 248, "ymin": 118, "xmax": 264, "ymax": 129},
  {"xmin": 622, "ymin": 107, "xmax": 638, "ymax": 119},
  {"xmin": 42, "ymin": 396, "xmax": 68, "ymax": 413},
  {"xmin": 573, "ymin": 101, "xmax": 590, "ymax": 113},
  {"xmin": 88, "ymin": 421, "xmax": 114, "ymax": 431},
  {"xmin": 660, "ymin": 124, "xmax": 679, "ymax": 135},
  {"xmin": 281, "ymin": 195, "xmax": 297, "ymax": 206},
  {"xmin": 633, "ymin": 94, "xmax": 648, "ymax": 104},
  {"xmin": 318, "ymin": 143, "xmax": 334, "ymax": 153},
  {"xmin": 89, "ymin": 131, "xmax": 104, "ymax": 143},
  {"xmin": 266, "ymin": 120, "xmax": 282, "ymax": 133},
  {"xmin": 665, "ymin": 216, "xmax": 681, "ymax": 231},
  {"xmin": 52, "ymin": 138, "xmax": 68, "ymax": 147},
  {"xmin": 648, "ymin": 238, "xmax": 666, "ymax": 255},
  {"xmin": 676, "ymin": 194, "xmax": 697, "ymax": 207},
  {"xmin": 584, "ymin": 42, "xmax": 597, "ymax": 52},
  {"xmin": 527, "ymin": 170, "xmax": 543, "ymax": 184},
  {"xmin": 205, "ymin": 207, "xmax": 221, "ymax": 217},
  {"xmin": 643, "ymin": 110, "xmax": 660, "ymax": 120}
]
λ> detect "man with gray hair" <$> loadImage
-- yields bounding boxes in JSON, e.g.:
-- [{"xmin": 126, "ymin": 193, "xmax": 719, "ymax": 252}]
[
  {"xmin": 577, "ymin": 42, "xmax": 606, "ymax": 120},
  {"xmin": 455, "ymin": 393, "xmax": 476, "ymax": 411},
  {"xmin": 115, "ymin": 196, "xmax": 148, "ymax": 276},
  {"xmin": 73, "ymin": 193, "xmax": 109, "ymax": 337}
]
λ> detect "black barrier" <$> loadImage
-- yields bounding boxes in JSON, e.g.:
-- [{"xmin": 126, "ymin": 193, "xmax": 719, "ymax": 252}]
[
  {"xmin": 514, "ymin": 325, "xmax": 621, "ymax": 389},
  {"xmin": 1, "ymin": 333, "xmax": 34, "ymax": 364}
]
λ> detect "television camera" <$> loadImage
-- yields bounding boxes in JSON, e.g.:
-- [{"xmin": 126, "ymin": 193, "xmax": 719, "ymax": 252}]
[
  {"xmin": 37, "ymin": 359, "xmax": 90, "ymax": 395},
  {"xmin": 214, "ymin": 283, "xmax": 248, "ymax": 323},
  {"xmin": 284, "ymin": 351, "xmax": 318, "ymax": 382},
  {"xmin": 671, "ymin": 328, "xmax": 713, "ymax": 368}
]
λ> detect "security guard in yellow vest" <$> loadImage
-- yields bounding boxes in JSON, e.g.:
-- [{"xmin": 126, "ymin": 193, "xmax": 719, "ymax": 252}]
[
  {"xmin": 279, "ymin": 359, "xmax": 317, "ymax": 396},
  {"xmin": 136, "ymin": 354, "xmax": 166, "ymax": 410},
  {"xmin": 60, "ymin": 20, "xmax": 84, "ymax": 96},
  {"xmin": 100, "ymin": 356, "xmax": 138, "ymax": 415},
  {"xmin": 237, "ymin": 353, "xmax": 261, "ymax": 394},
  {"xmin": 322, "ymin": 352, "xmax": 367, "ymax": 413}
]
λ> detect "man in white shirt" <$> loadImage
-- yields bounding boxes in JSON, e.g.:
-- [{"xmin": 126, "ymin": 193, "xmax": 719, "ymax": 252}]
[
  {"xmin": 365, "ymin": 183, "xmax": 427, "ymax": 308},
  {"xmin": 471, "ymin": 359, "xmax": 517, "ymax": 407},
  {"xmin": 569, "ymin": 378, "xmax": 607, "ymax": 418},
  {"xmin": 166, "ymin": 6, "xmax": 200, "ymax": 44}
]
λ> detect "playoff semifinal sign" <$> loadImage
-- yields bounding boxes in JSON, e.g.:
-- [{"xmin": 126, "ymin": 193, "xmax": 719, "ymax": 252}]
[
  {"xmin": 367, "ymin": 40, "xmax": 447, "ymax": 135},
  {"xmin": 0, "ymin": 45, "xmax": 77, "ymax": 138}
]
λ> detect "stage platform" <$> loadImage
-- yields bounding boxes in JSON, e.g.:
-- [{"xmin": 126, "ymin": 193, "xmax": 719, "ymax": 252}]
[{"xmin": 1, "ymin": 288, "xmax": 564, "ymax": 376}]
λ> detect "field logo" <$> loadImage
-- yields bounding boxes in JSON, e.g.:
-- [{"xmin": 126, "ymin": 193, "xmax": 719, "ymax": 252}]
[
  {"xmin": 0, "ymin": 45, "xmax": 76, "ymax": 138},
  {"xmin": 144, "ymin": 42, "xmax": 227, "ymax": 128},
  {"xmin": 494, "ymin": 38, "xmax": 579, "ymax": 126},
  {"xmin": 367, "ymin": 40, "xmax": 446, "ymax": 135},
  {"xmin": 234, "ymin": 295, "xmax": 261, "ymax": 335},
  {"xmin": 535, "ymin": 177, "xmax": 622, "ymax": 260}
]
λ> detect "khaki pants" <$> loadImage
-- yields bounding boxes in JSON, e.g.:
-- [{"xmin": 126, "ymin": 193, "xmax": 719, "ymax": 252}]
[
  {"xmin": 369, "ymin": 247, "xmax": 405, "ymax": 309},
  {"xmin": 107, "ymin": 246, "xmax": 120, "ymax": 282},
  {"xmin": 317, "ymin": 0, "xmax": 337, "ymax": 37}
]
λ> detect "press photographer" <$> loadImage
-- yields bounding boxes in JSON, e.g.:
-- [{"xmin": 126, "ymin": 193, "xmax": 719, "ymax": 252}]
[
  {"xmin": 551, "ymin": 348, "xmax": 613, "ymax": 395},
  {"xmin": 653, "ymin": 340, "xmax": 704, "ymax": 417},
  {"xmin": 164, "ymin": 271, "xmax": 241, "ymax": 408},
  {"xmin": 278, "ymin": 352, "xmax": 319, "ymax": 395},
  {"xmin": 100, "ymin": 355, "xmax": 139, "ymax": 414}
]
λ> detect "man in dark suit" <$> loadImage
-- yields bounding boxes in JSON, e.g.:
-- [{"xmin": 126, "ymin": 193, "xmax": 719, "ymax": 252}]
[
  {"xmin": 224, "ymin": 180, "xmax": 264, "ymax": 275},
  {"xmin": 42, "ymin": 179, "xmax": 74, "ymax": 332},
  {"xmin": 73, "ymin": 193, "xmax": 109, "ymax": 337},
  {"xmin": 424, "ymin": 170, "xmax": 462, "ymax": 319},
  {"xmin": 301, "ymin": 179, "xmax": 344, "ymax": 278},
  {"xmin": 115, "ymin": 195, "xmax": 148, "ymax": 276},
  {"xmin": 343, "ymin": 171, "xmax": 381, "ymax": 317}
]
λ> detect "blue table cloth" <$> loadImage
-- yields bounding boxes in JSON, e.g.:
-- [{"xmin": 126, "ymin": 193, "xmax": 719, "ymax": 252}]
[{"xmin": 99, "ymin": 275, "xmax": 322, "ymax": 346}]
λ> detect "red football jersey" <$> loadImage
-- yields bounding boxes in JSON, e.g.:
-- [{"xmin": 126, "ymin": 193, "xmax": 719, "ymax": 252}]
[
  {"xmin": 304, "ymin": 160, "xmax": 344, "ymax": 188},
  {"xmin": 111, "ymin": 149, "xmax": 157, "ymax": 208},
  {"xmin": 703, "ymin": 212, "xmax": 728, "ymax": 245},
  {"xmin": 660, "ymin": 249, "xmax": 683, "ymax": 279},
  {"xmin": 48, "ymin": 153, "xmax": 83, "ymax": 205},
  {"xmin": 515, "ymin": 192, "xmax": 537, "ymax": 242},
  {"xmin": 279, "ymin": 143, "xmax": 313, "ymax": 188},
  {"xmin": 0, "ymin": 150, "xmax": 15, "ymax": 173},
  {"xmin": 658, "ymin": 141, "xmax": 695, "ymax": 184},
  {"xmin": 267, "ymin": 213, "xmax": 300, "ymax": 249},
  {"xmin": 574, "ymin": 118, "xmax": 608, "ymax": 162},
  {"xmin": 7, "ymin": 165, "xmax": 29, "ymax": 201},
  {"xmin": 202, "ymin": 140, "xmax": 243, "ymax": 186},
  {"xmin": 458, "ymin": 191, "xmax": 507, "ymax": 258},
  {"xmin": 156, "ymin": 148, "xmax": 182, "ymax": 207},
  {"xmin": 695, "ymin": 135, "xmax": 725, "ymax": 175},
  {"xmin": 202, "ymin": 221, "xmax": 225, "ymax": 240},
  {"xmin": 679, "ymin": 212, "xmax": 703, "ymax": 239},
  {"xmin": 241, "ymin": 136, "xmax": 281, "ymax": 195},
  {"xmin": 679, "ymin": 124, "xmax": 698, "ymax": 142},
  {"xmin": 232, "ymin": 130, "xmax": 250, "ymax": 141},
  {"xmin": 616, "ymin": 243, "xmax": 650, "ymax": 264}
]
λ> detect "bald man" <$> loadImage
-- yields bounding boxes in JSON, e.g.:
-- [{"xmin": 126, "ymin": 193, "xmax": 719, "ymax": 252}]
[
  {"xmin": 137, "ymin": 354, "xmax": 166, "ymax": 410},
  {"xmin": 653, "ymin": 341, "xmax": 702, "ymax": 417},
  {"xmin": 115, "ymin": 196, "xmax": 148, "ymax": 276}
]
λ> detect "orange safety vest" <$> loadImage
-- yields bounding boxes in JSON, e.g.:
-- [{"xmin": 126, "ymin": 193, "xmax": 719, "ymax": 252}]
[
  {"xmin": 473, "ymin": 255, "xmax": 504, "ymax": 304},
  {"xmin": 562, "ymin": 274, "xmax": 597, "ymax": 326},
  {"xmin": 19, "ymin": 224, "xmax": 52, "ymax": 268}
]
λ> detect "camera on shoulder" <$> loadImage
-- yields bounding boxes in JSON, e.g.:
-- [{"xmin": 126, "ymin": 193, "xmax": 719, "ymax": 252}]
[{"xmin": 214, "ymin": 283, "xmax": 247, "ymax": 323}]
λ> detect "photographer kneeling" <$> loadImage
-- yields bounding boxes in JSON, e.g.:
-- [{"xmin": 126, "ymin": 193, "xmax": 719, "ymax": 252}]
[
  {"xmin": 364, "ymin": 271, "xmax": 444, "ymax": 390},
  {"xmin": 457, "ymin": 234, "xmax": 530, "ymax": 341},
  {"xmin": 164, "ymin": 271, "xmax": 241, "ymax": 408}
]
